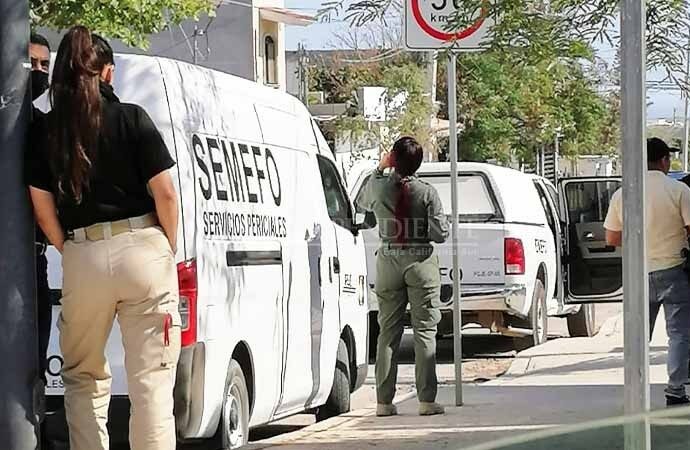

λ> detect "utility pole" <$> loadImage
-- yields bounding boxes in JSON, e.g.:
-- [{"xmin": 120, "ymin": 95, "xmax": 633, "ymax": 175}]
[
  {"xmin": 297, "ymin": 43, "xmax": 310, "ymax": 106},
  {"xmin": 448, "ymin": 52, "xmax": 463, "ymax": 407},
  {"xmin": 0, "ymin": 0, "xmax": 41, "ymax": 448},
  {"xmin": 193, "ymin": 25, "xmax": 198, "ymax": 65},
  {"xmin": 620, "ymin": 0, "xmax": 651, "ymax": 448},
  {"xmin": 682, "ymin": 32, "xmax": 690, "ymax": 172},
  {"xmin": 193, "ymin": 24, "xmax": 202, "ymax": 65}
]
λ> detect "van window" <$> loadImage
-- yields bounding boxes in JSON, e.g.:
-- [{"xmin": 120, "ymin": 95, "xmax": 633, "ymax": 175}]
[
  {"xmin": 312, "ymin": 119, "xmax": 334, "ymax": 157},
  {"xmin": 421, "ymin": 174, "xmax": 497, "ymax": 218},
  {"xmin": 317, "ymin": 156, "xmax": 353, "ymax": 228},
  {"xmin": 354, "ymin": 174, "xmax": 372, "ymax": 214}
]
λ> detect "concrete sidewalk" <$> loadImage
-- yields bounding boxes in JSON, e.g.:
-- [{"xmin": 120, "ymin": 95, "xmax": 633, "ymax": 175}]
[{"xmin": 250, "ymin": 313, "xmax": 684, "ymax": 450}]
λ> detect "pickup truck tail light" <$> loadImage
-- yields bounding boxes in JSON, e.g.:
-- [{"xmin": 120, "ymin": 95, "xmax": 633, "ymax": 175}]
[
  {"xmin": 177, "ymin": 259, "xmax": 198, "ymax": 347},
  {"xmin": 505, "ymin": 238, "xmax": 526, "ymax": 275}
]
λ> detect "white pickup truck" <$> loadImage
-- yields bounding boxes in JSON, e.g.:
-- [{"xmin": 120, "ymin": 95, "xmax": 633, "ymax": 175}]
[{"xmin": 347, "ymin": 161, "xmax": 623, "ymax": 349}]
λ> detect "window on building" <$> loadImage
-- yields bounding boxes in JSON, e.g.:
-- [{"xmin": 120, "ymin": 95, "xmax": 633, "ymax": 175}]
[{"xmin": 264, "ymin": 35, "xmax": 276, "ymax": 85}]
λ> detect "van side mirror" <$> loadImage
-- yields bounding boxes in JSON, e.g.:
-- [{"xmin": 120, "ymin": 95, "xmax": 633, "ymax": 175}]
[
  {"xmin": 352, "ymin": 213, "xmax": 366, "ymax": 235},
  {"xmin": 355, "ymin": 213, "xmax": 367, "ymax": 227},
  {"xmin": 353, "ymin": 211, "xmax": 377, "ymax": 232}
]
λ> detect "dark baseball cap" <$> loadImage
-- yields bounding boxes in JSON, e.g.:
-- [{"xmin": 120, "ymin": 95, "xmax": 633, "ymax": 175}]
[{"xmin": 647, "ymin": 137, "xmax": 678, "ymax": 163}]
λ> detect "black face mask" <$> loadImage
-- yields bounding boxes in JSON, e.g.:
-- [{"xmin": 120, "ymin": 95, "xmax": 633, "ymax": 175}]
[{"xmin": 31, "ymin": 70, "xmax": 49, "ymax": 101}]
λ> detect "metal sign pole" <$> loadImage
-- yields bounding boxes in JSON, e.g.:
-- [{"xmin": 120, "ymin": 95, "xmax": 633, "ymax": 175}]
[
  {"xmin": 0, "ymin": 0, "xmax": 40, "ymax": 447},
  {"xmin": 448, "ymin": 52, "xmax": 463, "ymax": 406},
  {"xmin": 620, "ymin": 0, "xmax": 650, "ymax": 449}
]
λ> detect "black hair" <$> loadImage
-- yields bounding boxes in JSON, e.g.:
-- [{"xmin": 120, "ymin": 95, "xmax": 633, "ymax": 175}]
[
  {"xmin": 49, "ymin": 26, "xmax": 106, "ymax": 200},
  {"xmin": 92, "ymin": 34, "xmax": 114, "ymax": 67},
  {"xmin": 647, "ymin": 137, "xmax": 672, "ymax": 164},
  {"xmin": 30, "ymin": 32, "xmax": 50, "ymax": 51},
  {"xmin": 392, "ymin": 136, "xmax": 424, "ymax": 177},
  {"xmin": 48, "ymin": 29, "xmax": 115, "ymax": 201}
]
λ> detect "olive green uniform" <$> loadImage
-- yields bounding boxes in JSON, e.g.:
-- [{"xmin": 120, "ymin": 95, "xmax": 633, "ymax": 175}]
[{"xmin": 358, "ymin": 169, "xmax": 449, "ymax": 404}]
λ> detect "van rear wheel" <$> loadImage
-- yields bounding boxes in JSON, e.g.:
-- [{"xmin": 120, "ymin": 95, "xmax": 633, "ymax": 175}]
[
  {"xmin": 567, "ymin": 304, "xmax": 596, "ymax": 337},
  {"xmin": 316, "ymin": 339, "xmax": 351, "ymax": 421},
  {"xmin": 213, "ymin": 360, "xmax": 250, "ymax": 449}
]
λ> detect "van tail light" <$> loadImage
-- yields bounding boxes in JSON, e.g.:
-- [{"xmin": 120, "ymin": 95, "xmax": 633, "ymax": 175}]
[
  {"xmin": 177, "ymin": 259, "xmax": 198, "ymax": 347},
  {"xmin": 505, "ymin": 238, "xmax": 526, "ymax": 275}
]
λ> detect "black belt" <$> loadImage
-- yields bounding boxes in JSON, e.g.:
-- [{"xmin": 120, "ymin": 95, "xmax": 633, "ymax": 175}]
[{"xmin": 381, "ymin": 241, "xmax": 432, "ymax": 250}]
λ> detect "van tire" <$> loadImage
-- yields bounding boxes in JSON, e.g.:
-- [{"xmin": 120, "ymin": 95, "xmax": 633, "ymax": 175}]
[
  {"xmin": 213, "ymin": 360, "xmax": 250, "ymax": 449},
  {"xmin": 530, "ymin": 279, "xmax": 548, "ymax": 346},
  {"xmin": 316, "ymin": 339, "xmax": 351, "ymax": 422},
  {"xmin": 567, "ymin": 304, "xmax": 596, "ymax": 337}
]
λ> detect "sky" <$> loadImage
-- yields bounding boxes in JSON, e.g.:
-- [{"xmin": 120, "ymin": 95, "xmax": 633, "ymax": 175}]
[
  {"xmin": 284, "ymin": 0, "xmax": 684, "ymax": 120},
  {"xmin": 285, "ymin": 0, "xmax": 347, "ymax": 50}
]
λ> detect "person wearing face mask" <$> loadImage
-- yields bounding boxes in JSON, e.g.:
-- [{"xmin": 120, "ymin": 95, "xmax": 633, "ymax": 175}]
[
  {"xmin": 29, "ymin": 32, "xmax": 52, "ymax": 386},
  {"xmin": 30, "ymin": 33, "xmax": 51, "ymax": 104}
]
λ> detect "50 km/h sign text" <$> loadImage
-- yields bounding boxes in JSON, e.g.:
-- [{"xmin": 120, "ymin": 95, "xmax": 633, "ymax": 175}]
[{"xmin": 405, "ymin": 0, "xmax": 492, "ymax": 50}]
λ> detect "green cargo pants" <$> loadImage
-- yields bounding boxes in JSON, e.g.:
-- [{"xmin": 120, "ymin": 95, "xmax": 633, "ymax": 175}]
[{"xmin": 375, "ymin": 244, "xmax": 441, "ymax": 404}]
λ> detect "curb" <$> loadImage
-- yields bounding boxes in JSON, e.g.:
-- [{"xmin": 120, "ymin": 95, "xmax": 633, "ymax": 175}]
[
  {"xmin": 502, "ymin": 355, "xmax": 532, "ymax": 377},
  {"xmin": 248, "ymin": 390, "xmax": 418, "ymax": 449},
  {"xmin": 499, "ymin": 312, "xmax": 622, "ymax": 379}
]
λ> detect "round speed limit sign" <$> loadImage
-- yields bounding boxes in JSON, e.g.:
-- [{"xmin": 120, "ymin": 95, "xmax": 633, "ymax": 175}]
[{"xmin": 404, "ymin": 0, "xmax": 492, "ymax": 51}]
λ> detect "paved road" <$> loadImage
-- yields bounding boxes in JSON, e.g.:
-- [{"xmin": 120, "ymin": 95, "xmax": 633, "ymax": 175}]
[
  {"xmin": 44, "ymin": 304, "xmax": 621, "ymax": 449},
  {"xmin": 249, "ymin": 304, "xmax": 621, "ymax": 443},
  {"xmin": 246, "ymin": 305, "xmax": 656, "ymax": 450}
]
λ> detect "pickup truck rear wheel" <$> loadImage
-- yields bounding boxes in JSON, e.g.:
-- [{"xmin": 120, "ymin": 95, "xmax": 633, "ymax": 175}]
[
  {"xmin": 567, "ymin": 304, "xmax": 596, "ymax": 337},
  {"xmin": 530, "ymin": 280, "xmax": 548, "ymax": 346}
]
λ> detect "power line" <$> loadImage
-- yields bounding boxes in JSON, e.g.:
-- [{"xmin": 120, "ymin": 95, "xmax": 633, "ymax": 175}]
[
  {"xmin": 341, "ymin": 48, "xmax": 402, "ymax": 63},
  {"xmin": 153, "ymin": 11, "xmax": 217, "ymax": 60}
]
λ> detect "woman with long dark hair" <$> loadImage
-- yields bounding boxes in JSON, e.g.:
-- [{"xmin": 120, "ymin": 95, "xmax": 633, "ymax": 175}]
[
  {"xmin": 357, "ymin": 137, "xmax": 449, "ymax": 417},
  {"xmin": 26, "ymin": 26, "xmax": 180, "ymax": 450}
]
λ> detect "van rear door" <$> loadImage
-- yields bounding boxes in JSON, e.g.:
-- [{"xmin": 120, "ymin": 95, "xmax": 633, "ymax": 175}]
[{"xmin": 559, "ymin": 177, "xmax": 622, "ymax": 304}]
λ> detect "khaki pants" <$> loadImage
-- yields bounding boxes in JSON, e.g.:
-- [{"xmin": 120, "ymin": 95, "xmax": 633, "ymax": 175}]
[
  {"xmin": 375, "ymin": 245, "xmax": 441, "ymax": 404},
  {"xmin": 60, "ymin": 226, "xmax": 181, "ymax": 450}
]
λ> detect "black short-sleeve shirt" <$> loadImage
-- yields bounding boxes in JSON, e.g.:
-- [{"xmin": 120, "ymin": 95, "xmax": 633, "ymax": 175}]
[{"xmin": 25, "ymin": 83, "xmax": 175, "ymax": 231}]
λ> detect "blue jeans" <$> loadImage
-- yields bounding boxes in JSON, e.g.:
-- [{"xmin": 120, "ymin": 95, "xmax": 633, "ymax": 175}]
[{"xmin": 649, "ymin": 265, "xmax": 690, "ymax": 398}]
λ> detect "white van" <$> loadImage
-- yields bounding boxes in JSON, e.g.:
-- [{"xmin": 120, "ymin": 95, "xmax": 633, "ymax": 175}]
[
  {"xmin": 43, "ymin": 54, "xmax": 369, "ymax": 448},
  {"xmin": 347, "ymin": 161, "xmax": 622, "ymax": 349}
]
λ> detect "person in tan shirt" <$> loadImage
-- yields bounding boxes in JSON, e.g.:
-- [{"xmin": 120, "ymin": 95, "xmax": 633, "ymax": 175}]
[{"xmin": 604, "ymin": 137, "xmax": 690, "ymax": 406}]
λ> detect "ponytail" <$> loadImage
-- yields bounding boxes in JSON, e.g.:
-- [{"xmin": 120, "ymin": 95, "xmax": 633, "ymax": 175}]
[{"xmin": 48, "ymin": 25, "xmax": 105, "ymax": 201}]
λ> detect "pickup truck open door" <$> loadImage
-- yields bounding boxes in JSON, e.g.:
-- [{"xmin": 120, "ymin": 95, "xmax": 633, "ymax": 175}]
[{"xmin": 558, "ymin": 177, "xmax": 623, "ymax": 304}]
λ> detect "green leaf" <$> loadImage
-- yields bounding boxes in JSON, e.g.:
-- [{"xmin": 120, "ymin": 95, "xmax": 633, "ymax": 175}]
[{"xmin": 31, "ymin": 0, "xmax": 214, "ymax": 48}]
